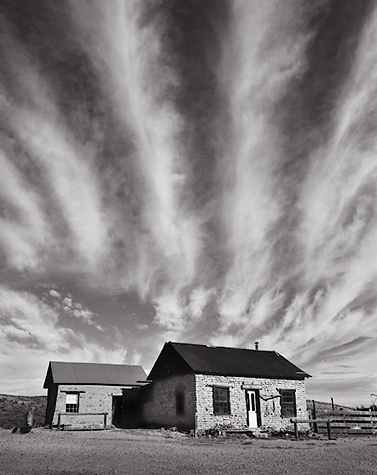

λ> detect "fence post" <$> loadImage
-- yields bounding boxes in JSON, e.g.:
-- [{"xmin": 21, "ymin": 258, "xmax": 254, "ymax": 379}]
[
  {"xmin": 342, "ymin": 412, "xmax": 347, "ymax": 434},
  {"xmin": 326, "ymin": 420, "xmax": 331, "ymax": 440},
  {"xmin": 294, "ymin": 421, "xmax": 298, "ymax": 439},
  {"xmin": 312, "ymin": 400, "xmax": 318, "ymax": 433},
  {"xmin": 370, "ymin": 408, "xmax": 373, "ymax": 432}
]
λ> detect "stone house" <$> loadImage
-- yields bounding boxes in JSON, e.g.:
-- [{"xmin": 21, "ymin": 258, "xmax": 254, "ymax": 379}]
[
  {"xmin": 44, "ymin": 361, "xmax": 147, "ymax": 429},
  {"xmin": 142, "ymin": 342, "xmax": 310, "ymax": 432}
]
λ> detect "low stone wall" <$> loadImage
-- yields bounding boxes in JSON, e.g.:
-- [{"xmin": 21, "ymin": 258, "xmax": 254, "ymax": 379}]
[{"xmin": 57, "ymin": 412, "xmax": 108, "ymax": 430}]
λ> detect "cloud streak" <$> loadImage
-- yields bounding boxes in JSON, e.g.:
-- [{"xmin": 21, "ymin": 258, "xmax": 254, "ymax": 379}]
[
  {"xmin": 0, "ymin": 285, "xmax": 126, "ymax": 394},
  {"xmin": 0, "ymin": 0, "xmax": 376, "ymax": 404}
]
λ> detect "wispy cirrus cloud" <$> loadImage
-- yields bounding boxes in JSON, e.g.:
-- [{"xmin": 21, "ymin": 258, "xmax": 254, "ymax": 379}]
[
  {"xmin": 70, "ymin": 0, "xmax": 203, "ymax": 296},
  {"xmin": 0, "ymin": 0, "xmax": 376, "ymax": 404},
  {"xmin": 0, "ymin": 21, "xmax": 108, "ymax": 274}
]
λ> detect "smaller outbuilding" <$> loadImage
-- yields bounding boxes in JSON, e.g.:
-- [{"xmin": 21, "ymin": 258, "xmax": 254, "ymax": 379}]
[
  {"xmin": 44, "ymin": 361, "xmax": 147, "ymax": 430},
  {"xmin": 142, "ymin": 342, "xmax": 311, "ymax": 433}
]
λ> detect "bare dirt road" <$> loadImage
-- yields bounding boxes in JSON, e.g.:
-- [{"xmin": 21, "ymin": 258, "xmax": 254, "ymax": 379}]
[{"xmin": 1, "ymin": 428, "xmax": 376, "ymax": 475}]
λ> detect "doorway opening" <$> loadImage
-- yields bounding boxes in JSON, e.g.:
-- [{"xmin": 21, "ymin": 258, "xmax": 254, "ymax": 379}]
[
  {"xmin": 246, "ymin": 390, "xmax": 261, "ymax": 428},
  {"xmin": 112, "ymin": 396, "xmax": 123, "ymax": 428}
]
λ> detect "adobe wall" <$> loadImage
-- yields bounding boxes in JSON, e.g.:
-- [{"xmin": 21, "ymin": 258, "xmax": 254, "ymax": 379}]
[
  {"xmin": 52, "ymin": 384, "xmax": 123, "ymax": 428},
  {"xmin": 45, "ymin": 384, "xmax": 58, "ymax": 426},
  {"xmin": 142, "ymin": 374, "xmax": 196, "ymax": 431},
  {"xmin": 195, "ymin": 374, "xmax": 308, "ymax": 432}
]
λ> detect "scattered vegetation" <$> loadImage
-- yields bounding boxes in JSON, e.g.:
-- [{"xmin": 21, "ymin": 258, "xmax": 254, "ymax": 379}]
[
  {"xmin": 306, "ymin": 399, "xmax": 354, "ymax": 412},
  {"xmin": 203, "ymin": 422, "xmax": 234, "ymax": 437},
  {"xmin": 356, "ymin": 405, "xmax": 377, "ymax": 412},
  {"xmin": 0, "ymin": 394, "xmax": 46, "ymax": 429}
]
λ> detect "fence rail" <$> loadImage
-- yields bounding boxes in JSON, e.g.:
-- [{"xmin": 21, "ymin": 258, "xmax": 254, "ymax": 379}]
[
  {"xmin": 293, "ymin": 410, "xmax": 377, "ymax": 438},
  {"xmin": 315, "ymin": 410, "xmax": 377, "ymax": 436}
]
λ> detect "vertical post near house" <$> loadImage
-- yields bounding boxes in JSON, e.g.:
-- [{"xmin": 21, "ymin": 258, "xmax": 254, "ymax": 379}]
[{"xmin": 312, "ymin": 399, "xmax": 318, "ymax": 433}]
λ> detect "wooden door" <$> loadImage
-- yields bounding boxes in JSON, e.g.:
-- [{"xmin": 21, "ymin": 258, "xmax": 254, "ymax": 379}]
[{"xmin": 246, "ymin": 390, "xmax": 259, "ymax": 427}]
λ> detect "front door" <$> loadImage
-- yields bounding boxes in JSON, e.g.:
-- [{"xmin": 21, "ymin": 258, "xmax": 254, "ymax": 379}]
[
  {"xmin": 112, "ymin": 396, "xmax": 122, "ymax": 428},
  {"xmin": 246, "ymin": 390, "xmax": 259, "ymax": 427}
]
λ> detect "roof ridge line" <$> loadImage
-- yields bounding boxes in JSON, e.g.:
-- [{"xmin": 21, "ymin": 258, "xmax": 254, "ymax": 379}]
[
  {"xmin": 169, "ymin": 342, "xmax": 273, "ymax": 352},
  {"xmin": 49, "ymin": 361, "xmax": 143, "ymax": 367}
]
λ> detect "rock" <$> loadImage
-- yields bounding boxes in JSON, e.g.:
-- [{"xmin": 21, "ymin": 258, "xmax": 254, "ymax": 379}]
[{"xmin": 252, "ymin": 430, "xmax": 270, "ymax": 439}]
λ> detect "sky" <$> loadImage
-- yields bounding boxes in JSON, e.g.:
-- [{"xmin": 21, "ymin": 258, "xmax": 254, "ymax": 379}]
[{"xmin": 0, "ymin": 0, "xmax": 376, "ymax": 407}]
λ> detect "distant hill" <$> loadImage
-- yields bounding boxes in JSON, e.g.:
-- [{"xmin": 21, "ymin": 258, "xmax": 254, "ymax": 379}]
[
  {"xmin": 0, "ymin": 394, "xmax": 46, "ymax": 429},
  {"xmin": 306, "ymin": 399, "xmax": 354, "ymax": 412}
]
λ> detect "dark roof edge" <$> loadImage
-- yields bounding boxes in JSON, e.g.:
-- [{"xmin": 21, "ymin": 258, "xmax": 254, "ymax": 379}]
[
  {"xmin": 46, "ymin": 382, "xmax": 148, "ymax": 387},
  {"xmin": 272, "ymin": 351, "xmax": 311, "ymax": 378},
  {"xmin": 169, "ymin": 341, "xmax": 274, "ymax": 353},
  {"xmin": 43, "ymin": 362, "xmax": 53, "ymax": 389},
  {"xmin": 48, "ymin": 361, "xmax": 144, "ymax": 368},
  {"xmin": 193, "ymin": 371, "xmax": 310, "ymax": 379},
  {"xmin": 147, "ymin": 342, "xmax": 194, "ymax": 380}
]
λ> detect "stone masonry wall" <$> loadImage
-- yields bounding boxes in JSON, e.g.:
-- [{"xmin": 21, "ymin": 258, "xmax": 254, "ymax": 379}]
[
  {"xmin": 142, "ymin": 374, "xmax": 196, "ymax": 431},
  {"xmin": 53, "ymin": 384, "xmax": 124, "ymax": 428},
  {"xmin": 195, "ymin": 374, "xmax": 308, "ymax": 432}
]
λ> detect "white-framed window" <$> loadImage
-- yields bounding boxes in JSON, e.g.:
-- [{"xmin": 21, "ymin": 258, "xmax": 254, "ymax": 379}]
[{"xmin": 65, "ymin": 393, "xmax": 79, "ymax": 413}]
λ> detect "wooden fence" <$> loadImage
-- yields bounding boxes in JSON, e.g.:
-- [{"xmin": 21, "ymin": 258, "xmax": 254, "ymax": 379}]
[
  {"xmin": 294, "ymin": 409, "xmax": 377, "ymax": 438},
  {"xmin": 292, "ymin": 411, "xmax": 377, "ymax": 439},
  {"xmin": 314, "ymin": 410, "xmax": 377, "ymax": 436}
]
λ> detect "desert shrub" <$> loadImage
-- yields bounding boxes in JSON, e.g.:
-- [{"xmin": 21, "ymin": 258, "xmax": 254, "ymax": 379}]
[{"xmin": 204, "ymin": 422, "xmax": 234, "ymax": 437}]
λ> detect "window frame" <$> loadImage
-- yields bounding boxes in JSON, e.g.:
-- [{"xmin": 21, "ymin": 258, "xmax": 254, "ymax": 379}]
[
  {"xmin": 65, "ymin": 392, "xmax": 80, "ymax": 413},
  {"xmin": 212, "ymin": 386, "xmax": 231, "ymax": 416},
  {"xmin": 280, "ymin": 389, "xmax": 297, "ymax": 418}
]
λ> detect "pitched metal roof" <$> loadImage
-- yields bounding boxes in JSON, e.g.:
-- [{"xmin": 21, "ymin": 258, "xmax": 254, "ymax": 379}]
[
  {"xmin": 43, "ymin": 362, "xmax": 147, "ymax": 388},
  {"xmin": 148, "ymin": 342, "xmax": 310, "ymax": 380}
]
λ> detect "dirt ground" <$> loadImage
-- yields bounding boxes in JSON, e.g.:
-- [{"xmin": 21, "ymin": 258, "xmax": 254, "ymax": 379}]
[{"xmin": 0, "ymin": 428, "xmax": 376, "ymax": 475}]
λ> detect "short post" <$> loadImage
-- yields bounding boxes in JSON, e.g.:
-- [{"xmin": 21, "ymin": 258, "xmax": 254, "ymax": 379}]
[
  {"xmin": 326, "ymin": 420, "xmax": 331, "ymax": 440},
  {"xmin": 294, "ymin": 420, "xmax": 298, "ymax": 439},
  {"xmin": 57, "ymin": 413, "xmax": 61, "ymax": 430},
  {"xmin": 104, "ymin": 412, "xmax": 107, "ymax": 428},
  {"xmin": 370, "ymin": 408, "xmax": 373, "ymax": 431},
  {"xmin": 26, "ymin": 407, "xmax": 34, "ymax": 428},
  {"xmin": 312, "ymin": 400, "xmax": 318, "ymax": 433}
]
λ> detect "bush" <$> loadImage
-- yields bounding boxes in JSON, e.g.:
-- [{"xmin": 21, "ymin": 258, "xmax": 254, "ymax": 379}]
[{"xmin": 204, "ymin": 423, "xmax": 234, "ymax": 437}]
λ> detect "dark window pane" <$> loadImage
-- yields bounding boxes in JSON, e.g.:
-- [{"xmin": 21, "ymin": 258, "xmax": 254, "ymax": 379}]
[
  {"xmin": 176, "ymin": 390, "xmax": 185, "ymax": 415},
  {"xmin": 280, "ymin": 390, "xmax": 296, "ymax": 417},
  {"xmin": 213, "ymin": 387, "xmax": 230, "ymax": 415}
]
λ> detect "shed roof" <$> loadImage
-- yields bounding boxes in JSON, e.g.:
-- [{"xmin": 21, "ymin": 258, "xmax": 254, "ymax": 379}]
[
  {"xmin": 43, "ymin": 361, "xmax": 147, "ymax": 388},
  {"xmin": 148, "ymin": 342, "xmax": 311, "ymax": 380}
]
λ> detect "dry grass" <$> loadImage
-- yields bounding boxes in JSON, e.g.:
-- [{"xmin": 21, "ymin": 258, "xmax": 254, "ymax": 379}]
[{"xmin": 0, "ymin": 394, "xmax": 46, "ymax": 429}]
